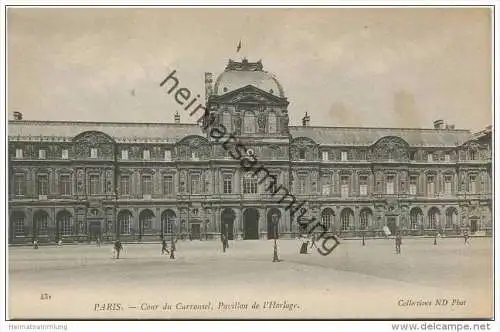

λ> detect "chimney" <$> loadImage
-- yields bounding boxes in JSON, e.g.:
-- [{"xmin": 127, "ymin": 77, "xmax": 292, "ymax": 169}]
[
  {"xmin": 13, "ymin": 111, "xmax": 23, "ymax": 120},
  {"xmin": 174, "ymin": 111, "xmax": 180, "ymax": 124},
  {"xmin": 302, "ymin": 112, "xmax": 310, "ymax": 127},
  {"xmin": 205, "ymin": 72, "xmax": 213, "ymax": 103},
  {"xmin": 433, "ymin": 119, "xmax": 444, "ymax": 129}
]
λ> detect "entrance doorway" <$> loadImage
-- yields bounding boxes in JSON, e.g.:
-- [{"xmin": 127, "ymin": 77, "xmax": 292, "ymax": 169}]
[
  {"xmin": 191, "ymin": 224, "xmax": 201, "ymax": 240},
  {"xmin": 88, "ymin": 221, "xmax": 102, "ymax": 241},
  {"xmin": 386, "ymin": 216, "xmax": 397, "ymax": 235},
  {"xmin": 221, "ymin": 208, "xmax": 235, "ymax": 240},
  {"xmin": 470, "ymin": 218, "xmax": 478, "ymax": 233},
  {"xmin": 267, "ymin": 208, "xmax": 281, "ymax": 239},
  {"xmin": 243, "ymin": 208, "xmax": 259, "ymax": 240}
]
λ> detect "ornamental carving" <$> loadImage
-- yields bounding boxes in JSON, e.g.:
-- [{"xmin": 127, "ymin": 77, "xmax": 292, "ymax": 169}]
[
  {"xmin": 371, "ymin": 136, "xmax": 409, "ymax": 161},
  {"xmin": 73, "ymin": 131, "xmax": 115, "ymax": 159}
]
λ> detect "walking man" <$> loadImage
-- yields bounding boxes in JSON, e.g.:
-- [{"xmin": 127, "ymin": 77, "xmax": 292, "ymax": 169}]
[
  {"xmin": 395, "ymin": 233, "xmax": 402, "ymax": 254},
  {"xmin": 114, "ymin": 240, "xmax": 123, "ymax": 259},
  {"xmin": 464, "ymin": 229, "xmax": 470, "ymax": 245},
  {"xmin": 170, "ymin": 237, "xmax": 176, "ymax": 259},
  {"xmin": 33, "ymin": 239, "xmax": 39, "ymax": 250},
  {"xmin": 161, "ymin": 239, "xmax": 169, "ymax": 255},
  {"xmin": 221, "ymin": 234, "xmax": 227, "ymax": 253}
]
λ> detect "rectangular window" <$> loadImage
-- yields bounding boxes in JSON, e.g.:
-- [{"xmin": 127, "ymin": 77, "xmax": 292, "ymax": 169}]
[
  {"xmin": 190, "ymin": 174, "xmax": 200, "ymax": 194},
  {"xmin": 39, "ymin": 149, "xmax": 47, "ymax": 160},
  {"xmin": 427, "ymin": 175, "xmax": 435, "ymax": 196},
  {"xmin": 120, "ymin": 176, "xmax": 130, "ymax": 195},
  {"xmin": 223, "ymin": 174, "xmax": 232, "ymax": 194},
  {"xmin": 191, "ymin": 151, "xmax": 199, "ymax": 161},
  {"xmin": 14, "ymin": 217, "xmax": 24, "ymax": 236},
  {"xmin": 163, "ymin": 175, "xmax": 174, "ymax": 195},
  {"xmin": 14, "ymin": 173, "xmax": 25, "ymax": 196},
  {"xmin": 469, "ymin": 175, "xmax": 477, "ymax": 194},
  {"xmin": 15, "ymin": 148, "xmax": 23, "ymax": 159},
  {"xmin": 322, "ymin": 151, "xmax": 329, "ymax": 161},
  {"xmin": 164, "ymin": 149, "xmax": 172, "ymax": 161},
  {"xmin": 341, "ymin": 175, "xmax": 349, "ymax": 198},
  {"xmin": 444, "ymin": 154, "xmax": 450, "ymax": 162},
  {"xmin": 444, "ymin": 175, "xmax": 452, "ymax": 196},
  {"xmin": 89, "ymin": 175, "xmax": 100, "ymax": 195},
  {"xmin": 243, "ymin": 177, "xmax": 258, "ymax": 194},
  {"xmin": 410, "ymin": 176, "xmax": 417, "ymax": 195},
  {"xmin": 386, "ymin": 175, "xmax": 395, "ymax": 194},
  {"xmin": 427, "ymin": 153, "xmax": 433, "ymax": 162},
  {"xmin": 141, "ymin": 175, "xmax": 153, "ymax": 195},
  {"xmin": 37, "ymin": 174, "xmax": 48, "ymax": 196},
  {"xmin": 143, "ymin": 150, "xmax": 150, "ymax": 160},
  {"xmin": 121, "ymin": 150, "xmax": 128, "ymax": 160},
  {"xmin": 90, "ymin": 148, "xmax": 98, "ymax": 159},
  {"xmin": 59, "ymin": 174, "xmax": 71, "ymax": 196},
  {"xmin": 341, "ymin": 151, "xmax": 348, "ymax": 161},
  {"xmin": 298, "ymin": 176, "xmax": 306, "ymax": 194},
  {"xmin": 61, "ymin": 149, "xmax": 69, "ymax": 160},
  {"xmin": 359, "ymin": 175, "xmax": 368, "ymax": 196}
]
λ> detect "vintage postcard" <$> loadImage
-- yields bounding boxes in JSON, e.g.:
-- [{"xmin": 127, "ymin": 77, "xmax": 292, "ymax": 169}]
[{"xmin": 4, "ymin": 6, "xmax": 495, "ymax": 321}]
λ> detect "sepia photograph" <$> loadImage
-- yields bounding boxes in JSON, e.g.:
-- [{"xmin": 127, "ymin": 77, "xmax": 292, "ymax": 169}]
[{"xmin": 3, "ymin": 5, "xmax": 496, "ymax": 322}]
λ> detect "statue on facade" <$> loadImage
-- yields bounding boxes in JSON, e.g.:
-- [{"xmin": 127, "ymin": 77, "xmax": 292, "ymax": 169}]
[{"xmin": 257, "ymin": 111, "xmax": 266, "ymax": 133}]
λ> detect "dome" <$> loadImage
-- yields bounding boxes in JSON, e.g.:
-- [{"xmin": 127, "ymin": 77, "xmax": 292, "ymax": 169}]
[{"xmin": 213, "ymin": 59, "xmax": 285, "ymax": 97}]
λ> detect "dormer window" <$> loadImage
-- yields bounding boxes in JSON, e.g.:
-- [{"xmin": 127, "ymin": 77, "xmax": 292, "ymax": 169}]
[
  {"xmin": 39, "ymin": 149, "xmax": 47, "ymax": 160},
  {"xmin": 143, "ymin": 150, "xmax": 150, "ymax": 160},
  {"xmin": 15, "ymin": 148, "xmax": 23, "ymax": 159},
  {"xmin": 341, "ymin": 151, "xmax": 348, "ymax": 161},
  {"xmin": 322, "ymin": 151, "xmax": 329, "ymax": 161},
  {"xmin": 191, "ymin": 151, "xmax": 199, "ymax": 161},
  {"xmin": 299, "ymin": 148, "xmax": 306, "ymax": 160},
  {"xmin": 427, "ymin": 153, "xmax": 433, "ymax": 162},
  {"xmin": 62, "ymin": 149, "xmax": 69, "ymax": 160},
  {"xmin": 164, "ymin": 149, "xmax": 172, "ymax": 161},
  {"xmin": 121, "ymin": 149, "xmax": 128, "ymax": 160},
  {"xmin": 90, "ymin": 148, "xmax": 98, "ymax": 159}
]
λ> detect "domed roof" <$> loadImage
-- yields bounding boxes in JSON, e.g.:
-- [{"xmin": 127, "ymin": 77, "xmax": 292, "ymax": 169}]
[{"xmin": 213, "ymin": 59, "xmax": 285, "ymax": 98}]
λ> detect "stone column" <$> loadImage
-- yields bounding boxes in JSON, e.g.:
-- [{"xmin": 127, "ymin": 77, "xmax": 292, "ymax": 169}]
[
  {"xmin": 259, "ymin": 207, "xmax": 267, "ymax": 239},
  {"xmin": 235, "ymin": 207, "xmax": 242, "ymax": 240}
]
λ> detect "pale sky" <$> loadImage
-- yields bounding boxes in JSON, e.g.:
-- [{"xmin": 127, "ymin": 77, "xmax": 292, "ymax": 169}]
[{"xmin": 7, "ymin": 8, "xmax": 492, "ymax": 131}]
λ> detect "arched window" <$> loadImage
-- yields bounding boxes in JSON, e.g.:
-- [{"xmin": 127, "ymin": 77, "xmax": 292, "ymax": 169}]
[
  {"xmin": 445, "ymin": 207, "xmax": 458, "ymax": 229},
  {"xmin": 360, "ymin": 209, "xmax": 372, "ymax": 230},
  {"xmin": 428, "ymin": 207, "xmax": 440, "ymax": 229},
  {"xmin": 118, "ymin": 210, "xmax": 132, "ymax": 235},
  {"xmin": 321, "ymin": 208, "xmax": 335, "ymax": 230},
  {"xmin": 244, "ymin": 111, "xmax": 256, "ymax": 133},
  {"xmin": 410, "ymin": 208, "xmax": 423, "ymax": 229},
  {"xmin": 222, "ymin": 111, "xmax": 232, "ymax": 131},
  {"xmin": 57, "ymin": 211, "xmax": 73, "ymax": 236},
  {"xmin": 340, "ymin": 208, "xmax": 354, "ymax": 231},
  {"xmin": 268, "ymin": 112, "xmax": 277, "ymax": 133}
]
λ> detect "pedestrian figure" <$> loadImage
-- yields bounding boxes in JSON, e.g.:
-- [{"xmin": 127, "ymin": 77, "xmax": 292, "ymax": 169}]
[
  {"xmin": 300, "ymin": 234, "xmax": 309, "ymax": 254},
  {"xmin": 161, "ymin": 239, "xmax": 169, "ymax": 255},
  {"xmin": 169, "ymin": 238, "xmax": 176, "ymax": 259},
  {"xmin": 114, "ymin": 240, "xmax": 123, "ymax": 259},
  {"xmin": 33, "ymin": 240, "xmax": 38, "ymax": 250},
  {"xmin": 224, "ymin": 235, "xmax": 229, "ymax": 251},
  {"xmin": 221, "ymin": 234, "xmax": 227, "ymax": 253},
  {"xmin": 96, "ymin": 237, "xmax": 101, "ymax": 247},
  {"xmin": 57, "ymin": 239, "xmax": 62, "ymax": 247},
  {"xmin": 464, "ymin": 230, "xmax": 470, "ymax": 245},
  {"xmin": 395, "ymin": 233, "xmax": 402, "ymax": 254}
]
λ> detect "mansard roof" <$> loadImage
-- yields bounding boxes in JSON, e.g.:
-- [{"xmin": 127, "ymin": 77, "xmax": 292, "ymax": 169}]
[
  {"xmin": 290, "ymin": 126, "xmax": 473, "ymax": 148},
  {"xmin": 8, "ymin": 120, "xmax": 204, "ymax": 143}
]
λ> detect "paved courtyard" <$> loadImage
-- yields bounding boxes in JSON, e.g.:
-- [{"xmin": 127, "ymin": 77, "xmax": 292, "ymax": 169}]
[{"xmin": 8, "ymin": 237, "xmax": 493, "ymax": 319}]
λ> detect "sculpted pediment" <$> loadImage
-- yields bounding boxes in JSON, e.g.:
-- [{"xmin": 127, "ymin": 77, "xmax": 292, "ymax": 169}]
[{"xmin": 211, "ymin": 85, "xmax": 288, "ymax": 106}]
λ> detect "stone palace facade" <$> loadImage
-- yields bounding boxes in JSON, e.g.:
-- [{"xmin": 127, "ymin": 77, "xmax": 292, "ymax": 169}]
[{"xmin": 7, "ymin": 59, "xmax": 492, "ymax": 244}]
